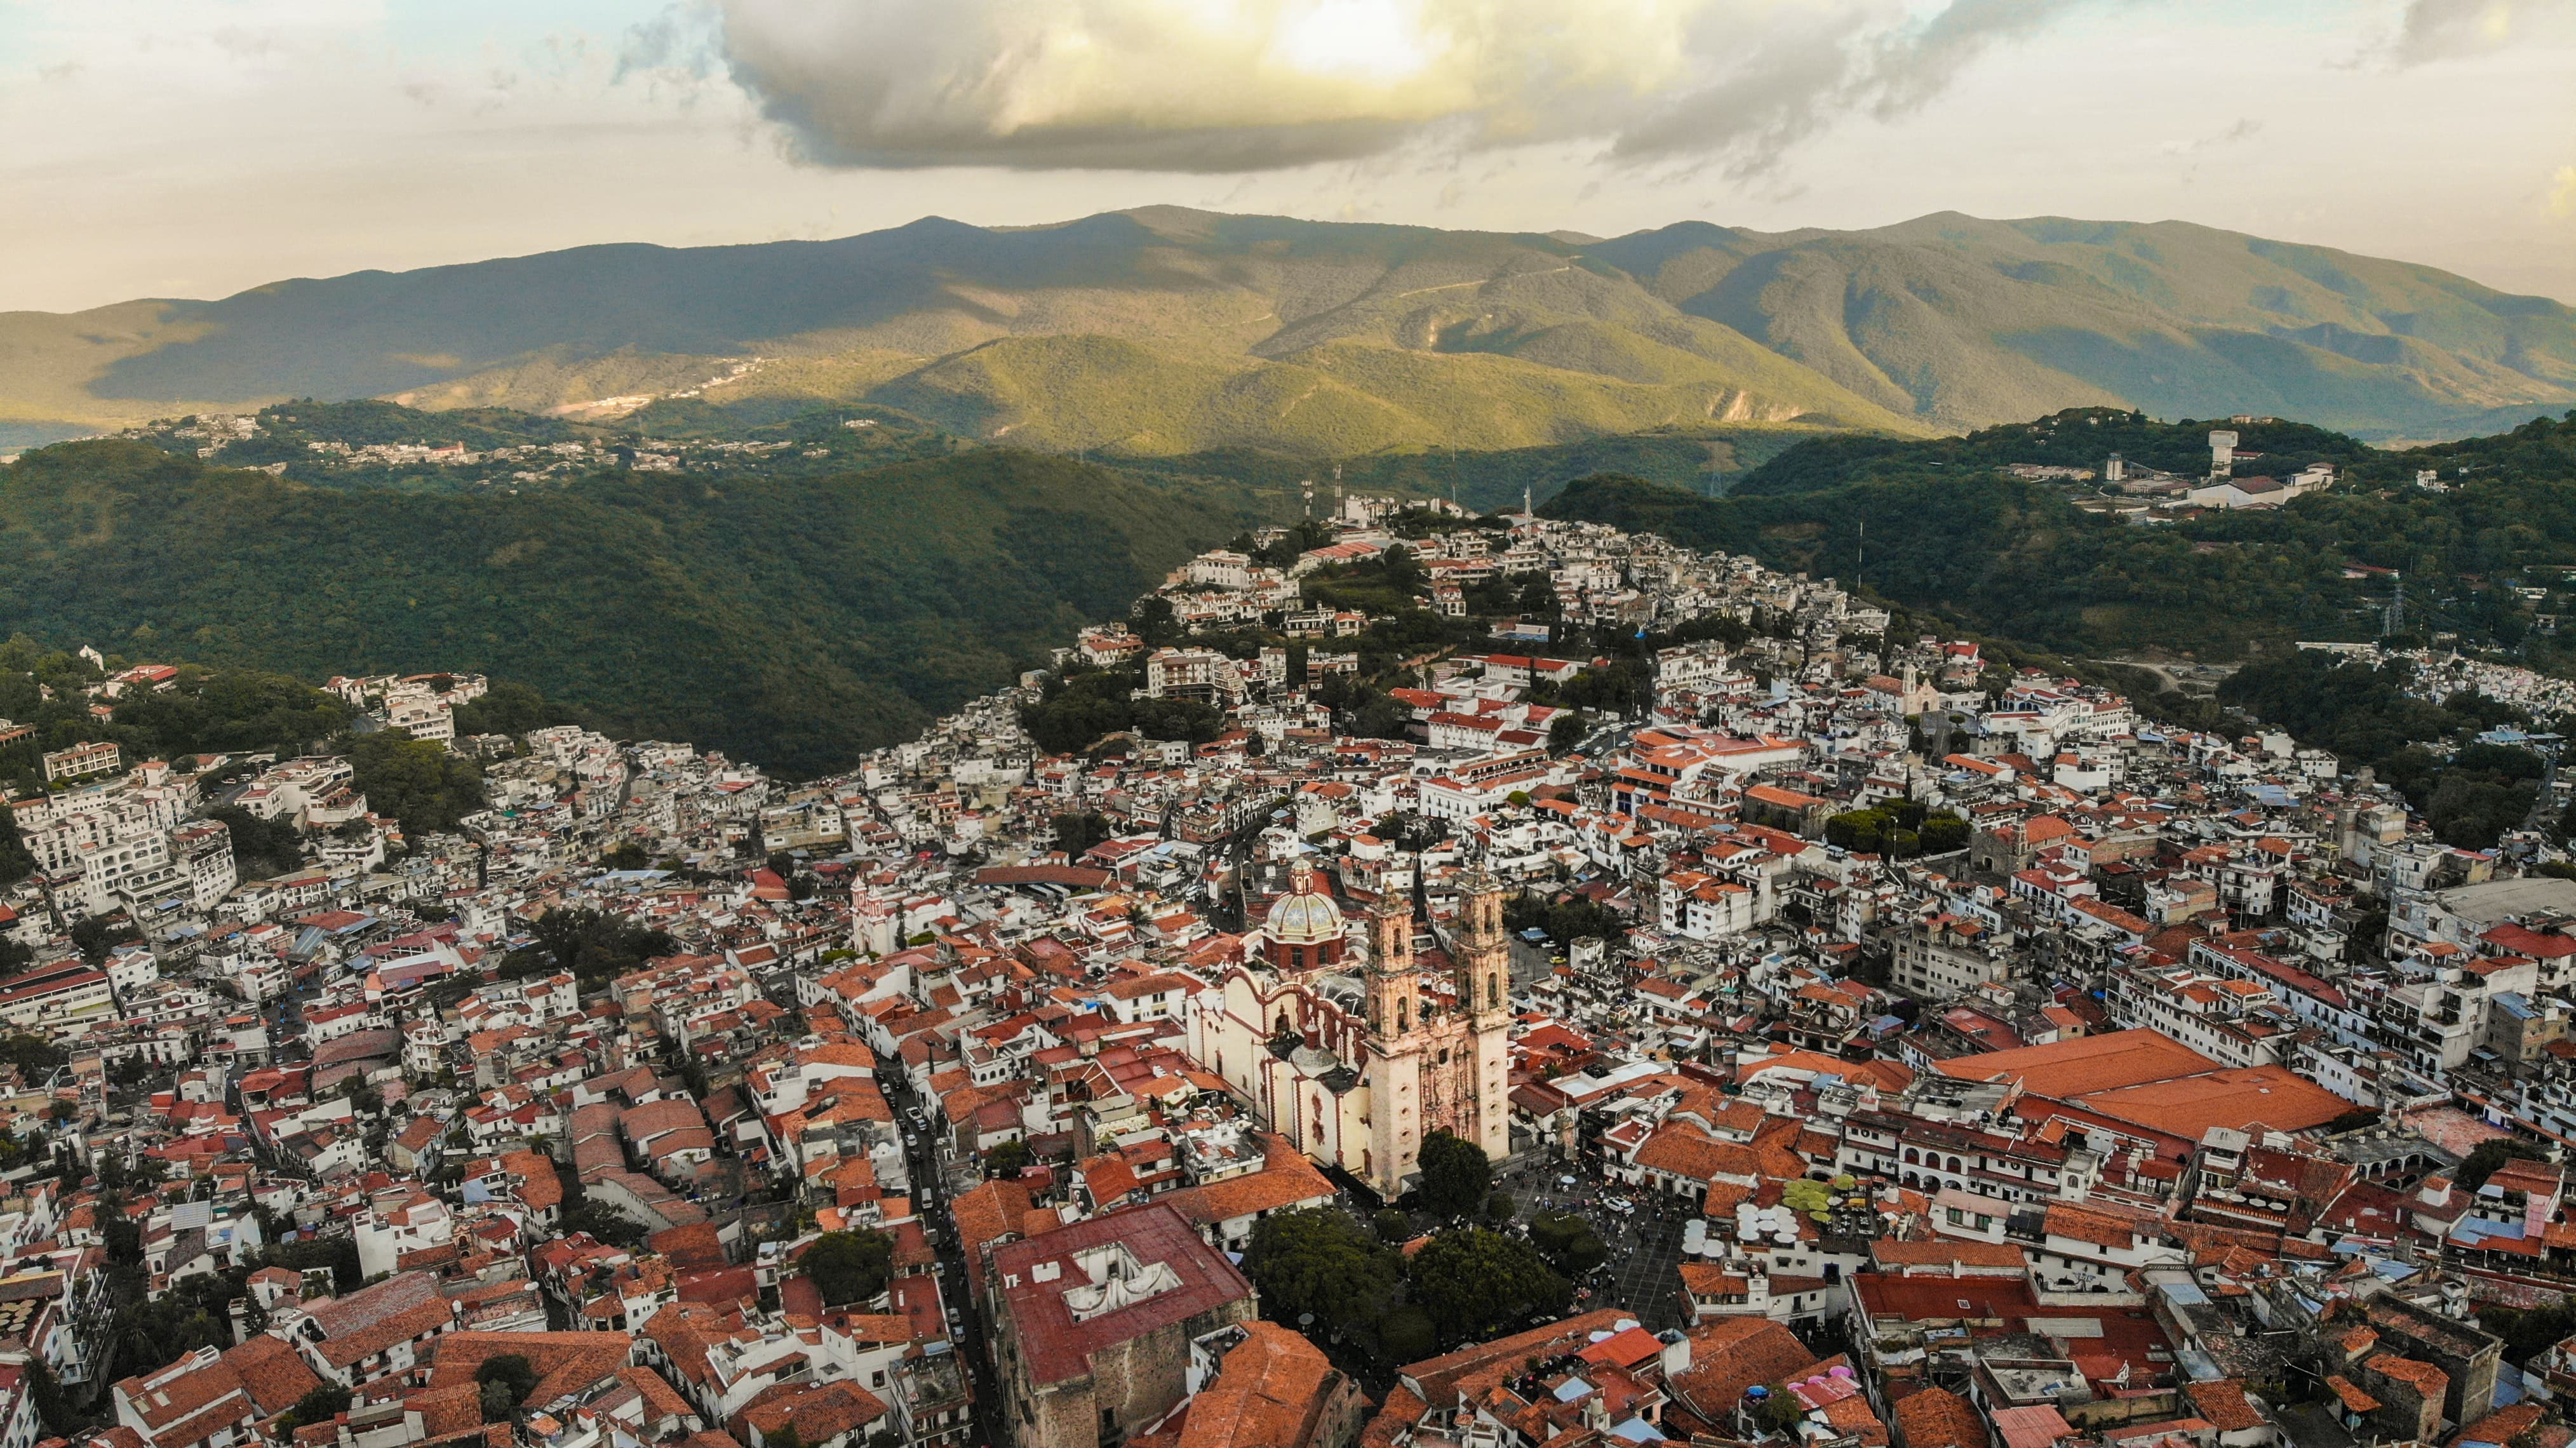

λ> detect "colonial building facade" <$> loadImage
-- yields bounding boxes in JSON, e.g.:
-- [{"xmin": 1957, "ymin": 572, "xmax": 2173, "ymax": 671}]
[{"xmin": 1190, "ymin": 857, "xmax": 1512, "ymax": 1199}]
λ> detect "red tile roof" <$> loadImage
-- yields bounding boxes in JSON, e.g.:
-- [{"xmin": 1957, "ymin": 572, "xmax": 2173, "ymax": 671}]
[{"xmin": 990, "ymin": 1202, "xmax": 1252, "ymax": 1388}]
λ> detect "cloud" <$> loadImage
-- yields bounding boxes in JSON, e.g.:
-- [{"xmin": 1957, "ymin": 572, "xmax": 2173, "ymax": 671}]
[
  {"xmin": 2163, "ymin": 116, "xmax": 2263, "ymax": 156},
  {"xmin": 2388, "ymin": 0, "xmax": 2518, "ymax": 64},
  {"xmin": 712, "ymin": 0, "xmax": 2085, "ymax": 174}
]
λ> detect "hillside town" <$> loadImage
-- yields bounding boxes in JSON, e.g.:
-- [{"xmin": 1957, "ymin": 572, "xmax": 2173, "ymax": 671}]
[{"xmin": 8, "ymin": 493, "xmax": 2576, "ymax": 1448}]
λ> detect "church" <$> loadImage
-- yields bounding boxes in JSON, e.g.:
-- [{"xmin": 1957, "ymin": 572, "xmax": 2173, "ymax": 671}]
[{"xmin": 1188, "ymin": 854, "xmax": 1513, "ymax": 1200}]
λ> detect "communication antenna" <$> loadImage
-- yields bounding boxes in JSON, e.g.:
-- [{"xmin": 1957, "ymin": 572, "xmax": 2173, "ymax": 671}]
[
  {"xmin": 1301, "ymin": 479, "xmax": 1314, "ymax": 520},
  {"xmin": 1856, "ymin": 516, "xmax": 1865, "ymax": 593}
]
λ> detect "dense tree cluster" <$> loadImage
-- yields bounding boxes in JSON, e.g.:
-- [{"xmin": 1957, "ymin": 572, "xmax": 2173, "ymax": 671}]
[
  {"xmin": 800, "ymin": 1230, "xmax": 897, "ymax": 1307},
  {"xmin": 500, "ymin": 908, "xmax": 678, "ymax": 991},
  {"xmin": 344, "ymin": 728, "xmax": 486, "ymax": 836},
  {"xmin": 1823, "ymin": 802, "xmax": 1968, "ymax": 857},
  {"xmin": 0, "ymin": 441, "xmax": 1270, "ymax": 777},
  {"xmin": 1504, "ymin": 889, "xmax": 1619, "ymax": 949}
]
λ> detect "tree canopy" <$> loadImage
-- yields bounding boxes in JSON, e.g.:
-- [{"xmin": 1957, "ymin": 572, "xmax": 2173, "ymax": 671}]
[
  {"xmin": 1415, "ymin": 1131, "xmax": 1492, "ymax": 1222},
  {"xmin": 1406, "ymin": 1228, "xmax": 1571, "ymax": 1347},
  {"xmin": 800, "ymin": 1230, "xmax": 896, "ymax": 1308},
  {"xmin": 1242, "ymin": 1207, "xmax": 1404, "ymax": 1343},
  {"xmin": 344, "ymin": 728, "xmax": 485, "ymax": 836}
]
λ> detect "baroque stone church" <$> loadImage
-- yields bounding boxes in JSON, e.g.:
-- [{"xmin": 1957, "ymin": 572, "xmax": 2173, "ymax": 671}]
[{"xmin": 1187, "ymin": 855, "xmax": 1513, "ymax": 1200}]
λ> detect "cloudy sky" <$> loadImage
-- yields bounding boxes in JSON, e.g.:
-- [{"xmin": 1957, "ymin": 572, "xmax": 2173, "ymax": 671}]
[{"xmin": 4, "ymin": 0, "xmax": 2572, "ymax": 314}]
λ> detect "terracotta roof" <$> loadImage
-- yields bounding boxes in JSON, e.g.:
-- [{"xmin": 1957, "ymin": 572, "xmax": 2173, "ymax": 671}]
[
  {"xmin": 1935, "ymin": 1029, "xmax": 2213, "ymax": 1096},
  {"xmin": 1894, "ymin": 1388, "xmax": 1987, "ymax": 1448},
  {"xmin": 2326, "ymin": 1375, "xmax": 2380, "ymax": 1414},
  {"xmin": 1870, "ymin": 1240, "xmax": 2027, "ymax": 1270},
  {"xmin": 735, "ymin": 1380, "xmax": 889, "ymax": 1444},
  {"xmin": 427, "ymin": 1331, "xmax": 635, "ymax": 1409},
  {"xmin": 2044, "ymin": 1204, "xmax": 2143, "ymax": 1250},
  {"xmin": 2070, "ymin": 1065, "xmax": 2351, "ymax": 1138},
  {"xmin": 649, "ymin": 1222, "xmax": 727, "ymax": 1271},
  {"xmin": 1399, "ymin": 1309, "xmax": 1631, "ymax": 1407},
  {"xmin": 1176, "ymin": 1321, "xmax": 1338, "ymax": 1448},
  {"xmin": 2183, "ymin": 1380, "xmax": 2265, "ymax": 1433},
  {"xmin": 2453, "ymin": 1401, "xmax": 2548, "ymax": 1447},
  {"xmin": 1666, "ymin": 1318, "xmax": 1822, "ymax": 1423},
  {"xmin": 2365, "ymin": 1354, "xmax": 2448, "ymax": 1398},
  {"xmin": 223, "ymin": 1335, "xmax": 323, "ymax": 1418},
  {"xmin": 1360, "ymin": 1386, "xmax": 1426, "ymax": 1448},
  {"xmin": 302, "ymin": 1273, "xmax": 453, "ymax": 1369}
]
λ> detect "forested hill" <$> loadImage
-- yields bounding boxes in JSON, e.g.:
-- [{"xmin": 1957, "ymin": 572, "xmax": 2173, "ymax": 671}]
[
  {"xmin": 0, "ymin": 439, "xmax": 1278, "ymax": 775},
  {"xmin": 1727, "ymin": 406, "xmax": 2377, "ymax": 495},
  {"xmin": 1546, "ymin": 409, "xmax": 2576, "ymax": 665}
]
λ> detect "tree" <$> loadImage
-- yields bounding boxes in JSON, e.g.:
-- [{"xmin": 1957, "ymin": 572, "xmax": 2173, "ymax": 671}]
[
  {"xmin": 507, "ymin": 908, "xmax": 676, "ymax": 989},
  {"xmin": 206, "ymin": 804, "xmax": 305, "ymax": 879},
  {"xmin": 24, "ymin": 1360, "xmax": 74, "ymax": 1435},
  {"xmin": 1378, "ymin": 1304, "xmax": 1437, "ymax": 1363},
  {"xmin": 1547, "ymin": 711, "xmax": 1588, "ymax": 754},
  {"xmin": 1051, "ymin": 811, "xmax": 1114, "ymax": 858},
  {"xmin": 477, "ymin": 1353, "xmax": 536, "ymax": 1422},
  {"xmin": 2457, "ymin": 1138, "xmax": 2551, "ymax": 1191},
  {"xmin": 1527, "ymin": 1210, "xmax": 1609, "ymax": 1274},
  {"xmin": 286, "ymin": 1383, "xmax": 353, "ymax": 1431},
  {"xmin": 70, "ymin": 912, "xmax": 142, "ymax": 965},
  {"xmin": 1407, "ymin": 1228, "xmax": 1571, "ymax": 1346},
  {"xmin": 452, "ymin": 681, "xmax": 576, "ymax": 738},
  {"xmin": 981, "ymin": 1139, "xmax": 1033, "ymax": 1179},
  {"xmin": 1133, "ymin": 595, "xmax": 1181, "ymax": 646},
  {"xmin": 1416, "ymin": 1130, "xmax": 1492, "ymax": 1222},
  {"xmin": 1372, "ymin": 1208, "xmax": 1414, "ymax": 1244},
  {"xmin": 0, "ymin": 800, "xmax": 32, "ymax": 885},
  {"xmin": 1242, "ymin": 1207, "xmax": 1403, "ymax": 1343},
  {"xmin": 800, "ymin": 1230, "xmax": 896, "ymax": 1308},
  {"xmin": 0, "ymin": 1036, "xmax": 66, "ymax": 1082},
  {"xmin": 344, "ymin": 728, "xmax": 485, "ymax": 836}
]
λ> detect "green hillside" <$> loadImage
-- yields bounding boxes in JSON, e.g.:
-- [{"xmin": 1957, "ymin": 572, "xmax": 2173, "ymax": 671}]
[
  {"xmin": 0, "ymin": 439, "xmax": 1279, "ymax": 775},
  {"xmin": 10, "ymin": 206, "xmax": 2567, "ymax": 451},
  {"xmin": 1546, "ymin": 409, "xmax": 2576, "ymax": 663}
]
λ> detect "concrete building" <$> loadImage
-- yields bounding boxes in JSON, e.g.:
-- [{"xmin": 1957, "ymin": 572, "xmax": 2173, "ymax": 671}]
[{"xmin": 986, "ymin": 1202, "xmax": 1256, "ymax": 1448}]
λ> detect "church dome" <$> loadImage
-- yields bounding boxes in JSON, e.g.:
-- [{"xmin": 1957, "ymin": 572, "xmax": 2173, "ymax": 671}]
[
  {"xmin": 1264, "ymin": 861, "xmax": 1343, "ymax": 949},
  {"xmin": 1265, "ymin": 887, "xmax": 1342, "ymax": 944}
]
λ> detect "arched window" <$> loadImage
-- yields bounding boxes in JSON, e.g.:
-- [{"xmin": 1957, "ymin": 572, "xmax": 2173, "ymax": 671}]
[
  {"xmin": 1399, "ymin": 998, "xmax": 1409, "ymax": 1033},
  {"xmin": 1488, "ymin": 974, "xmax": 1501, "ymax": 1009},
  {"xmin": 1290, "ymin": 946, "xmax": 1305, "ymax": 969},
  {"xmin": 1903, "ymin": 1148, "xmax": 1919, "ymax": 1165},
  {"xmin": 1275, "ymin": 1012, "xmax": 1291, "ymax": 1036},
  {"xmin": 1947, "ymin": 1156, "xmax": 1962, "ymax": 1174}
]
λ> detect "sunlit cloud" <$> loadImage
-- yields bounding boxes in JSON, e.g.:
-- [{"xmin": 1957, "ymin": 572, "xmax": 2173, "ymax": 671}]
[{"xmin": 714, "ymin": 0, "xmax": 2083, "ymax": 174}]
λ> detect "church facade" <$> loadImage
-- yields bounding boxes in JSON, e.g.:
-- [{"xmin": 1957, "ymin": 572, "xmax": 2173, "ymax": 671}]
[{"xmin": 1188, "ymin": 857, "xmax": 1513, "ymax": 1200}]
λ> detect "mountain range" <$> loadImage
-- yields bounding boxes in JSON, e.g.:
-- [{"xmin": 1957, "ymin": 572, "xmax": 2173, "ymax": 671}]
[{"xmin": 6, "ymin": 208, "xmax": 2573, "ymax": 450}]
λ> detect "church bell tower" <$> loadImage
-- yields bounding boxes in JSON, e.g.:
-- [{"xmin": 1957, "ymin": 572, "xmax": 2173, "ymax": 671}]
[{"xmin": 1367, "ymin": 892, "xmax": 1418, "ymax": 1040}]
